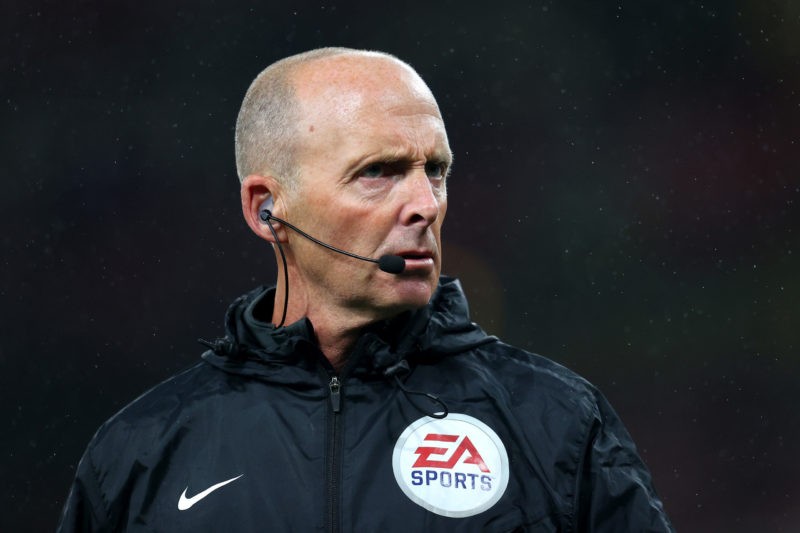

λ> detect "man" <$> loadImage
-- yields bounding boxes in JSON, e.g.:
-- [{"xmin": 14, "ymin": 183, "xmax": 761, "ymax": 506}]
[{"xmin": 59, "ymin": 48, "xmax": 673, "ymax": 532}]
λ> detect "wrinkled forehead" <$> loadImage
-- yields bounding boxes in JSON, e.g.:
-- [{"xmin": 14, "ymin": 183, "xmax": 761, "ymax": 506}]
[{"xmin": 291, "ymin": 54, "xmax": 442, "ymax": 125}]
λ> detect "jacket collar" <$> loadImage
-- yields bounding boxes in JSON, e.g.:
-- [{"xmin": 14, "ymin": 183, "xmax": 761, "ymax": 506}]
[{"xmin": 201, "ymin": 276, "xmax": 495, "ymax": 380}]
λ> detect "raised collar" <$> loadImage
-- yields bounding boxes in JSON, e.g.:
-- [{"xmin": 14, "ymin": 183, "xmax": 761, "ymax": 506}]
[{"xmin": 201, "ymin": 276, "xmax": 495, "ymax": 381}]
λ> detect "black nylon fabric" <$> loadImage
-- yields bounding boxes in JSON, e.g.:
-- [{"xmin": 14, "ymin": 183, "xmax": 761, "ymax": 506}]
[{"xmin": 57, "ymin": 277, "xmax": 674, "ymax": 532}]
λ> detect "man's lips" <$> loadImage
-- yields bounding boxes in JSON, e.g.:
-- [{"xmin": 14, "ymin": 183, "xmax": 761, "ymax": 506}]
[
  {"xmin": 394, "ymin": 251, "xmax": 435, "ymax": 270},
  {"xmin": 394, "ymin": 248, "xmax": 435, "ymax": 259}
]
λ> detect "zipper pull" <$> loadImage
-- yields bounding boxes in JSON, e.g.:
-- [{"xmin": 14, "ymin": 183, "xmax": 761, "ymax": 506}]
[{"xmin": 329, "ymin": 376, "xmax": 342, "ymax": 413}]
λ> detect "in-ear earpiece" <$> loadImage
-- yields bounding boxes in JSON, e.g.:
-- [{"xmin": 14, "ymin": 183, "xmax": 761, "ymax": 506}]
[{"xmin": 259, "ymin": 197, "xmax": 274, "ymax": 223}]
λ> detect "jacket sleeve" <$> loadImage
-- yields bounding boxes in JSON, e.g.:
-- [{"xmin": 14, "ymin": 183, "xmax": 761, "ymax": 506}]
[
  {"xmin": 574, "ymin": 392, "xmax": 675, "ymax": 533},
  {"xmin": 57, "ymin": 447, "xmax": 111, "ymax": 533}
]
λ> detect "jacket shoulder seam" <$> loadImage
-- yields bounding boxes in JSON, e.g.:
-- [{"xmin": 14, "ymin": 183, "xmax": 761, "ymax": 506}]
[
  {"xmin": 569, "ymin": 393, "xmax": 600, "ymax": 533},
  {"xmin": 86, "ymin": 444, "xmax": 113, "ymax": 525}
]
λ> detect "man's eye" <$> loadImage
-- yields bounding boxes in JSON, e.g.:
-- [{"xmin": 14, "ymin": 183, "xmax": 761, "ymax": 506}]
[
  {"xmin": 425, "ymin": 161, "xmax": 447, "ymax": 179},
  {"xmin": 361, "ymin": 163, "xmax": 387, "ymax": 178}
]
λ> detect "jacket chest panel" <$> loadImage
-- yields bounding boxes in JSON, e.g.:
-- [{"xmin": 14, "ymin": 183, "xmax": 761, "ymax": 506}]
[{"xmin": 120, "ymin": 379, "xmax": 571, "ymax": 530}]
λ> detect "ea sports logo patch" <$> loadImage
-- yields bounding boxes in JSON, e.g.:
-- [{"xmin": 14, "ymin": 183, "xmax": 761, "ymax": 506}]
[{"xmin": 392, "ymin": 413, "xmax": 509, "ymax": 518}]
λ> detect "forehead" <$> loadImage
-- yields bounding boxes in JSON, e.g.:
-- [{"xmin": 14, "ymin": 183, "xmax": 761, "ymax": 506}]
[{"xmin": 291, "ymin": 55, "xmax": 451, "ymax": 165}]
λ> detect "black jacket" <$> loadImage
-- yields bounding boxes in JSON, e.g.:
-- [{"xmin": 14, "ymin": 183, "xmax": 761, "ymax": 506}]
[{"xmin": 58, "ymin": 277, "xmax": 673, "ymax": 532}]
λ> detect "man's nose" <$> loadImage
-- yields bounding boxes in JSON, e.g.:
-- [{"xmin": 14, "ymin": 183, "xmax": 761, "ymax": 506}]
[{"xmin": 399, "ymin": 170, "xmax": 442, "ymax": 227}]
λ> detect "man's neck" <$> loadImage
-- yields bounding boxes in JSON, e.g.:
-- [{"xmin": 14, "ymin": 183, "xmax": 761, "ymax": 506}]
[
  {"xmin": 308, "ymin": 306, "xmax": 392, "ymax": 371},
  {"xmin": 313, "ymin": 321, "xmax": 363, "ymax": 371},
  {"xmin": 272, "ymin": 278, "xmax": 388, "ymax": 371}
]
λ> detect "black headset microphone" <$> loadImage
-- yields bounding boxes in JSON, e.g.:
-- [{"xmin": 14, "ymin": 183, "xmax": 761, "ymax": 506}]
[
  {"xmin": 258, "ymin": 204, "xmax": 406, "ymax": 274},
  {"xmin": 258, "ymin": 199, "xmax": 406, "ymax": 327}
]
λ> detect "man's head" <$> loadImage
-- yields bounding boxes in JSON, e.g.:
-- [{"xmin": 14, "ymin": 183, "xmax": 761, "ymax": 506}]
[{"xmin": 238, "ymin": 48, "xmax": 451, "ymax": 325}]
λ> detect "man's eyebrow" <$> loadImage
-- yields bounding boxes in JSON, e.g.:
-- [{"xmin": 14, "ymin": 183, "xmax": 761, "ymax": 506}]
[
  {"xmin": 434, "ymin": 150, "xmax": 454, "ymax": 165},
  {"xmin": 347, "ymin": 146, "xmax": 452, "ymax": 170}
]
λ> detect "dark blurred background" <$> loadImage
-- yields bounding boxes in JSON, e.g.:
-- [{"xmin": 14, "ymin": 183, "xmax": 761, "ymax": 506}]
[{"xmin": 2, "ymin": 1, "xmax": 798, "ymax": 530}]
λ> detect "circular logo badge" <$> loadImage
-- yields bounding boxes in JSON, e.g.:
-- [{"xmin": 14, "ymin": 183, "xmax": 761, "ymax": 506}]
[{"xmin": 392, "ymin": 413, "xmax": 509, "ymax": 518}]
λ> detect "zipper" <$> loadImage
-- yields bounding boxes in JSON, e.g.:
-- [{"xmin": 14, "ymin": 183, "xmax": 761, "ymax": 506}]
[
  {"xmin": 329, "ymin": 376, "xmax": 341, "ymax": 413},
  {"xmin": 326, "ymin": 375, "xmax": 343, "ymax": 533}
]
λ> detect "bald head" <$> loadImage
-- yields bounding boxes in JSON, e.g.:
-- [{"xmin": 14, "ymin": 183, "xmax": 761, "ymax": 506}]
[{"xmin": 234, "ymin": 48, "xmax": 441, "ymax": 189}]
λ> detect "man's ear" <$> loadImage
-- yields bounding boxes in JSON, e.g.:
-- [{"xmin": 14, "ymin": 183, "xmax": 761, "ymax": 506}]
[{"xmin": 241, "ymin": 174, "xmax": 286, "ymax": 243}]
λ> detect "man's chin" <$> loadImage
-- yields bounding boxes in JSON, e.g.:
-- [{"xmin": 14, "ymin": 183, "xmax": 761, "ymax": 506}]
[{"xmin": 382, "ymin": 278, "xmax": 437, "ymax": 312}]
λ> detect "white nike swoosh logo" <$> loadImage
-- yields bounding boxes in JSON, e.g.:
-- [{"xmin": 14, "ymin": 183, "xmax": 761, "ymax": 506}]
[{"xmin": 178, "ymin": 474, "xmax": 243, "ymax": 510}]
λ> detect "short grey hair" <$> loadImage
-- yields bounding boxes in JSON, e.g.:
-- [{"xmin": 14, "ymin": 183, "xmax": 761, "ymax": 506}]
[{"xmin": 234, "ymin": 47, "xmax": 402, "ymax": 188}]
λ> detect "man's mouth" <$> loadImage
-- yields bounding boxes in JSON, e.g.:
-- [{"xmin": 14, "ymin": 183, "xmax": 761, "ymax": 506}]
[
  {"xmin": 395, "ymin": 251, "xmax": 435, "ymax": 271},
  {"xmin": 395, "ymin": 248, "xmax": 434, "ymax": 259}
]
